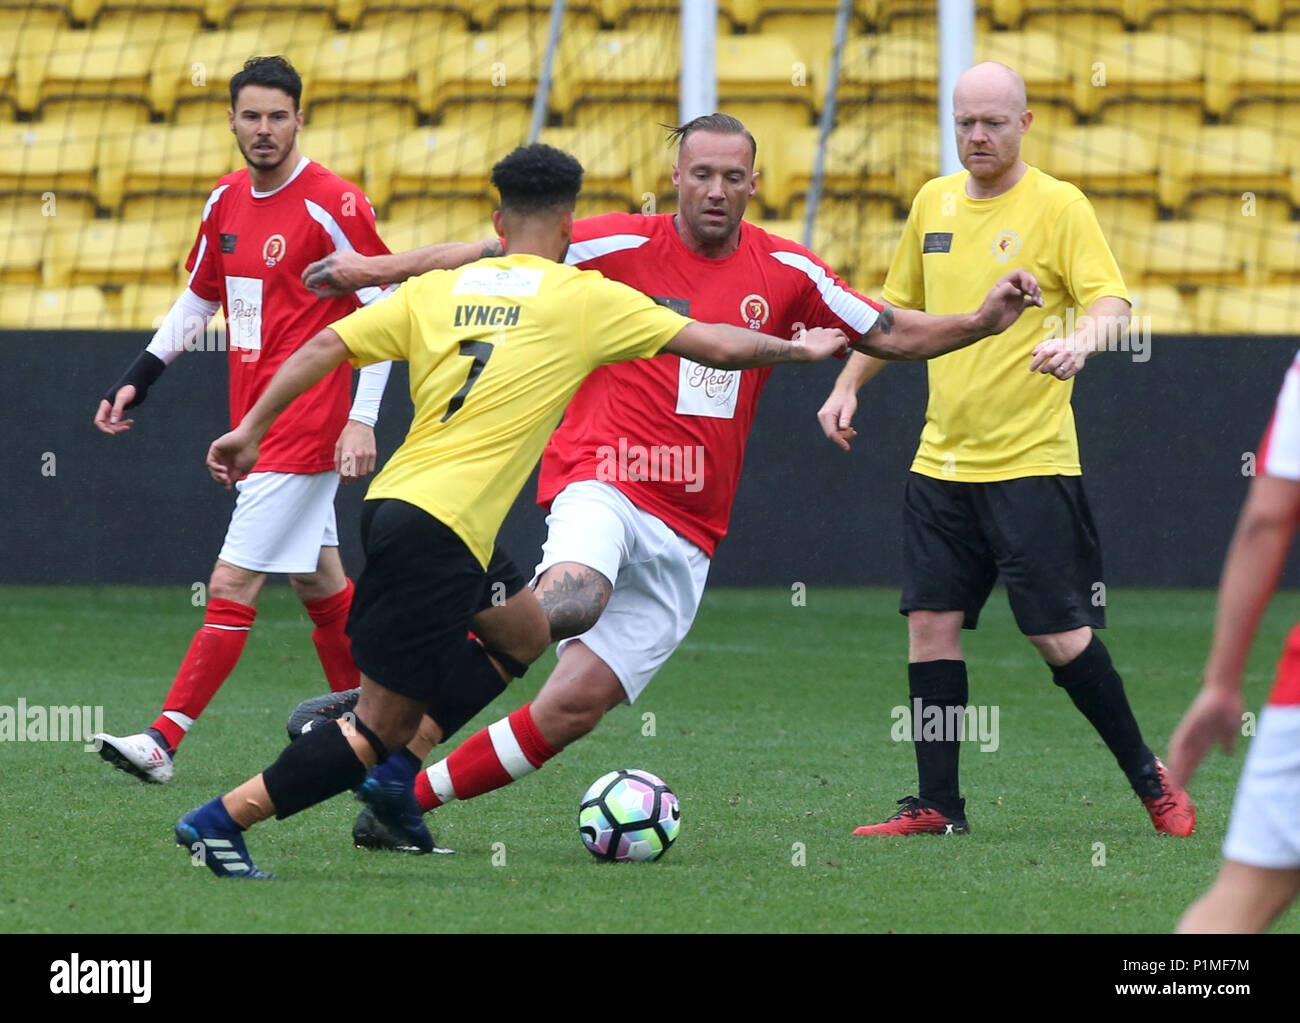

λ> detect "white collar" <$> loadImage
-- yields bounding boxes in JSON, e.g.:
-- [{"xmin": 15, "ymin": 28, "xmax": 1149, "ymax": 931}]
[{"xmin": 250, "ymin": 156, "xmax": 310, "ymax": 198}]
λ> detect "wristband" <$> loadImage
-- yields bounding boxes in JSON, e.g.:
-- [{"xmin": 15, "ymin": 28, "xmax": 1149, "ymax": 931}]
[{"xmin": 103, "ymin": 351, "xmax": 166, "ymax": 410}]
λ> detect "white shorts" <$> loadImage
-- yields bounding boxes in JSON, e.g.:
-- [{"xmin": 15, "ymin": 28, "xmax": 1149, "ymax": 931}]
[
  {"xmin": 1222, "ymin": 705, "xmax": 1300, "ymax": 869},
  {"xmin": 534, "ymin": 480, "xmax": 710, "ymax": 703},
  {"xmin": 217, "ymin": 470, "xmax": 339, "ymax": 575}
]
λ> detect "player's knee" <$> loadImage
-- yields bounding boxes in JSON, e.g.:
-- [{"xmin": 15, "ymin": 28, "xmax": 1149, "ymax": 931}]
[
  {"xmin": 535, "ymin": 690, "xmax": 607, "ymax": 746},
  {"xmin": 908, "ymin": 610, "xmax": 963, "ymax": 659},
  {"xmin": 1027, "ymin": 627, "xmax": 1092, "ymax": 667},
  {"xmin": 209, "ymin": 562, "xmax": 264, "ymax": 605},
  {"xmin": 536, "ymin": 564, "xmax": 613, "ymax": 641}
]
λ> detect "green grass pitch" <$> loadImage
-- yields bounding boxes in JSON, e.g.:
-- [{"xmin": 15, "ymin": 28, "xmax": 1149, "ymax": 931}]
[{"xmin": 2, "ymin": 584, "xmax": 1297, "ymax": 934}]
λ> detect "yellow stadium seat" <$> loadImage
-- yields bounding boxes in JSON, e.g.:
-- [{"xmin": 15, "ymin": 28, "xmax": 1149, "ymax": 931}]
[
  {"xmin": 1097, "ymin": 100, "xmax": 1205, "ymax": 154},
  {"xmin": 1040, "ymin": 126, "xmax": 1160, "ymax": 201},
  {"xmin": 975, "ymin": 31, "xmax": 1073, "ymax": 109},
  {"xmin": 770, "ymin": 120, "xmax": 928, "ymax": 218},
  {"xmin": 1230, "ymin": 100, "xmax": 1300, "ymax": 175},
  {"xmin": 1144, "ymin": 10, "xmax": 1257, "ymax": 40},
  {"xmin": 786, "ymin": 195, "xmax": 901, "ymax": 233},
  {"xmin": 352, "ymin": 7, "xmax": 470, "ymax": 36},
  {"xmin": 38, "ymin": 99, "xmax": 152, "ymax": 164},
  {"xmin": 717, "ymin": 36, "xmax": 818, "ymax": 117},
  {"xmin": 341, "ymin": 0, "xmax": 475, "ymax": 24},
  {"xmin": 93, "ymin": 7, "xmax": 203, "ymax": 42},
  {"xmin": 1205, "ymin": 33, "xmax": 1300, "ymax": 118},
  {"xmin": 1159, "ymin": 125, "xmax": 1290, "ymax": 209},
  {"xmin": 299, "ymin": 30, "xmax": 418, "ymax": 110},
  {"xmin": 16, "ymin": 27, "xmax": 159, "ymax": 114},
  {"xmin": 1257, "ymin": 221, "xmax": 1300, "ymax": 282},
  {"xmin": 1127, "ymin": 285, "xmax": 1196, "ymax": 333},
  {"xmin": 1131, "ymin": 1, "xmax": 1275, "ymax": 30},
  {"xmin": 371, "ymin": 127, "xmax": 490, "ymax": 209},
  {"xmin": 748, "ymin": 10, "xmax": 841, "ymax": 87},
  {"xmin": 600, "ymin": 0, "xmax": 735, "ymax": 31},
  {"xmin": 1088, "ymin": 197, "xmax": 1160, "ymax": 243},
  {"xmin": 552, "ymin": 31, "xmax": 678, "ymax": 116},
  {"xmin": 151, "ymin": 27, "xmax": 305, "ymax": 117},
  {"xmin": 99, "ymin": 123, "xmax": 241, "ymax": 212},
  {"xmin": 539, "ymin": 126, "xmax": 645, "ymax": 202},
  {"xmin": 383, "ymin": 197, "xmax": 497, "ymax": 239},
  {"xmin": 853, "ymin": 223, "xmax": 907, "ymax": 291},
  {"xmin": 0, "ymin": 125, "xmax": 98, "ymax": 203},
  {"xmin": 45, "ymin": 218, "xmax": 190, "ymax": 288},
  {"xmin": 1195, "ymin": 284, "xmax": 1300, "ymax": 333},
  {"xmin": 305, "ymin": 99, "xmax": 416, "ymax": 143},
  {"xmin": 120, "ymin": 194, "xmax": 206, "ymax": 227},
  {"xmin": 416, "ymin": 31, "xmax": 542, "ymax": 118},
  {"xmin": 297, "ymin": 126, "xmax": 366, "ymax": 190},
  {"xmin": 0, "ymin": 286, "xmax": 110, "ymax": 329},
  {"xmin": 438, "ymin": 99, "xmax": 532, "ymax": 151},
  {"xmin": 375, "ymin": 217, "xmax": 498, "ymax": 260},
  {"xmin": 1182, "ymin": 193, "xmax": 1292, "ymax": 228},
  {"xmin": 205, "ymin": 1, "xmax": 339, "ymax": 28},
  {"xmin": 996, "ymin": 1, "xmax": 1128, "ymax": 30},
  {"xmin": 1021, "ymin": 9, "xmax": 1130, "ymax": 42},
  {"xmin": 494, "ymin": 7, "xmax": 601, "ymax": 44},
  {"xmin": 838, "ymin": 34, "xmax": 936, "ymax": 107},
  {"xmin": 72, "ymin": 0, "xmax": 204, "ymax": 22},
  {"xmin": 1115, "ymin": 220, "xmax": 1249, "ymax": 286},
  {"xmin": 0, "ymin": 220, "xmax": 48, "ymax": 286},
  {"xmin": 1071, "ymin": 33, "xmax": 1203, "ymax": 117},
  {"xmin": 223, "ymin": 7, "xmax": 337, "ymax": 35},
  {"xmin": 116, "ymin": 282, "xmax": 196, "ymax": 330}
]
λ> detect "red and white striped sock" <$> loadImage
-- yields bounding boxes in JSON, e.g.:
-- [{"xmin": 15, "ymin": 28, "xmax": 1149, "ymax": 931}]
[
  {"xmin": 304, "ymin": 578, "xmax": 360, "ymax": 693},
  {"xmin": 413, "ymin": 702, "xmax": 560, "ymax": 812},
  {"xmin": 151, "ymin": 598, "xmax": 256, "ymax": 751}
]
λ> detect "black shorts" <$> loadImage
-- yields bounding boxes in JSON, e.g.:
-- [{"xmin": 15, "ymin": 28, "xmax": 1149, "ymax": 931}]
[
  {"xmin": 900, "ymin": 472, "xmax": 1106, "ymax": 635},
  {"xmin": 347, "ymin": 499, "xmax": 526, "ymax": 703}
]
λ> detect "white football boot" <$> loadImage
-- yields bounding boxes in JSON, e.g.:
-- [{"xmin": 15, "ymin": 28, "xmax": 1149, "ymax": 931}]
[{"xmin": 94, "ymin": 729, "xmax": 175, "ymax": 784}]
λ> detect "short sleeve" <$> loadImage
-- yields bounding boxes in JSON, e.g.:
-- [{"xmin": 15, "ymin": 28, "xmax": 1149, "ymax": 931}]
[
  {"xmin": 1056, "ymin": 196, "xmax": 1130, "ymax": 310},
  {"xmin": 882, "ymin": 191, "xmax": 927, "ymax": 311},
  {"xmin": 778, "ymin": 246, "xmax": 881, "ymax": 337},
  {"xmin": 184, "ymin": 209, "xmax": 221, "ymax": 304},
  {"xmin": 580, "ymin": 274, "xmax": 693, "ymax": 369},
  {"xmin": 333, "ymin": 279, "xmax": 414, "ymax": 366}
]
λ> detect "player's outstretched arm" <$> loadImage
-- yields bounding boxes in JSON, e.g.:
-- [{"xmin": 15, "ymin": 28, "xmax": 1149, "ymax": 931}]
[
  {"xmin": 1168, "ymin": 474, "xmax": 1300, "ymax": 788},
  {"xmin": 302, "ymin": 239, "xmax": 503, "ymax": 298},
  {"xmin": 664, "ymin": 322, "xmax": 848, "ymax": 369},
  {"xmin": 207, "ymin": 328, "xmax": 353, "ymax": 488},
  {"xmin": 853, "ymin": 270, "xmax": 1043, "ymax": 361}
]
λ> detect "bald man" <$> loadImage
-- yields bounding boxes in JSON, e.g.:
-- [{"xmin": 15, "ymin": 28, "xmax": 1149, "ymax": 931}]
[{"xmin": 820, "ymin": 62, "xmax": 1195, "ymax": 837}]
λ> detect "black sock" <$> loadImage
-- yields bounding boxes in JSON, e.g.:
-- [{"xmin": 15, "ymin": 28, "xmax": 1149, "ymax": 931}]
[
  {"xmin": 262, "ymin": 718, "xmax": 383, "ymax": 820},
  {"xmin": 1049, "ymin": 635, "xmax": 1157, "ymax": 795},
  {"xmin": 909, "ymin": 659, "xmax": 968, "ymax": 816}
]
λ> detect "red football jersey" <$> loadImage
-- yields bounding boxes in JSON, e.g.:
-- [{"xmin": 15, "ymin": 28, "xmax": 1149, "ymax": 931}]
[
  {"xmin": 185, "ymin": 158, "xmax": 390, "ymax": 474},
  {"xmin": 539, "ymin": 212, "xmax": 882, "ymax": 556}
]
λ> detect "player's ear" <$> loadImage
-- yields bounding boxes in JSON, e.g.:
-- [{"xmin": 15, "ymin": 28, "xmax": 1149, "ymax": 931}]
[
  {"xmin": 491, "ymin": 209, "xmax": 504, "ymax": 241},
  {"xmin": 227, "ymin": 108, "xmax": 235, "ymax": 133},
  {"xmin": 671, "ymin": 162, "xmax": 680, "ymax": 189},
  {"xmin": 748, "ymin": 170, "xmax": 758, "ymax": 198}
]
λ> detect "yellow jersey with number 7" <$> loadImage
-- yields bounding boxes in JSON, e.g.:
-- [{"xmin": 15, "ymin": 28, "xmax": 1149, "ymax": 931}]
[{"xmin": 330, "ymin": 253, "xmax": 692, "ymax": 567}]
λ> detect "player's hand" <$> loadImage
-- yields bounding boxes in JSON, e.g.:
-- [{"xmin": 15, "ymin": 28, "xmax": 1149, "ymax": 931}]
[
  {"xmin": 1030, "ymin": 335, "xmax": 1090, "ymax": 381},
  {"xmin": 302, "ymin": 250, "xmax": 376, "ymax": 298},
  {"xmin": 207, "ymin": 427, "xmax": 258, "ymax": 490},
  {"xmin": 817, "ymin": 388, "xmax": 859, "ymax": 451},
  {"xmin": 335, "ymin": 419, "xmax": 377, "ymax": 484},
  {"xmin": 1166, "ymin": 684, "xmax": 1243, "ymax": 790},
  {"xmin": 975, "ymin": 270, "xmax": 1044, "ymax": 336},
  {"xmin": 796, "ymin": 327, "xmax": 849, "ymax": 362},
  {"xmin": 93, "ymin": 386, "xmax": 137, "ymax": 435}
]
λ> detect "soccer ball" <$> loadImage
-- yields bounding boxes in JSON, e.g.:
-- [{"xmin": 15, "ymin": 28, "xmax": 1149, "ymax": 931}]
[{"xmin": 579, "ymin": 769, "xmax": 681, "ymax": 862}]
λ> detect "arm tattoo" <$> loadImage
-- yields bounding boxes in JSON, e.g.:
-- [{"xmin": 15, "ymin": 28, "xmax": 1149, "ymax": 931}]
[
  {"xmin": 481, "ymin": 239, "xmax": 504, "ymax": 258},
  {"xmin": 860, "ymin": 303, "xmax": 894, "ymax": 344},
  {"xmin": 751, "ymin": 335, "xmax": 793, "ymax": 361},
  {"xmin": 537, "ymin": 568, "xmax": 612, "ymax": 640}
]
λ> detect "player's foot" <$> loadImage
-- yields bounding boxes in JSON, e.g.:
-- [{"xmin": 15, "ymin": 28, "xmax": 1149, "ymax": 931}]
[
  {"xmin": 286, "ymin": 687, "xmax": 360, "ymax": 740},
  {"xmin": 352, "ymin": 805, "xmax": 455, "ymax": 855},
  {"xmin": 1135, "ymin": 758, "xmax": 1196, "ymax": 837},
  {"xmin": 175, "ymin": 799, "xmax": 274, "ymax": 879},
  {"xmin": 93, "ymin": 728, "xmax": 174, "ymax": 784},
  {"xmin": 852, "ymin": 795, "xmax": 971, "ymax": 836},
  {"xmin": 355, "ymin": 756, "xmax": 436, "ymax": 855}
]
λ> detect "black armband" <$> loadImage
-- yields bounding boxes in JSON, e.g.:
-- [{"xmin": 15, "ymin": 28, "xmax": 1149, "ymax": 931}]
[{"xmin": 103, "ymin": 350, "xmax": 166, "ymax": 410}]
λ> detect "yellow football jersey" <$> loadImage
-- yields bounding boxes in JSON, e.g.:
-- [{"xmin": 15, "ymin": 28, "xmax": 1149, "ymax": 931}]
[
  {"xmin": 332, "ymin": 253, "xmax": 691, "ymax": 567},
  {"xmin": 883, "ymin": 166, "xmax": 1129, "ymax": 482}
]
